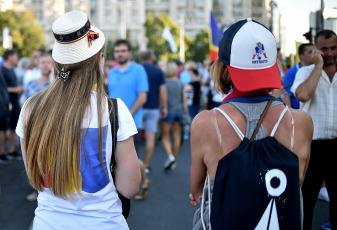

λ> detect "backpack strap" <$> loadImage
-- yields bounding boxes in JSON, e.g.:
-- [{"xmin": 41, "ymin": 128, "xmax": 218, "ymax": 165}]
[
  {"xmin": 200, "ymin": 174, "xmax": 212, "ymax": 230},
  {"xmin": 270, "ymin": 106, "xmax": 295, "ymax": 150},
  {"xmin": 108, "ymin": 98, "xmax": 118, "ymax": 178},
  {"xmin": 213, "ymin": 108, "xmax": 245, "ymax": 140},
  {"xmin": 250, "ymin": 100, "xmax": 273, "ymax": 140}
]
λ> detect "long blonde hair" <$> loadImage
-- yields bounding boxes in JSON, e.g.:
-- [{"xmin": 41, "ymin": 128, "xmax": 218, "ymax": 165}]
[{"xmin": 24, "ymin": 47, "xmax": 108, "ymax": 199}]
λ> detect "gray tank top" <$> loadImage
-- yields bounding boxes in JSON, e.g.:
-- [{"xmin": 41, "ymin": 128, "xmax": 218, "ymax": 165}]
[{"xmin": 229, "ymin": 100, "xmax": 284, "ymax": 139}]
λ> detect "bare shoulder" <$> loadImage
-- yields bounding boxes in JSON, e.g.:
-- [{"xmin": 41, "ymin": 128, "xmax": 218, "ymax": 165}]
[
  {"xmin": 191, "ymin": 110, "xmax": 213, "ymax": 126},
  {"xmin": 190, "ymin": 110, "xmax": 218, "ymax": 145},
  {"xmin": 289, "ymin": 108, "xmax": 313, "ymax": 135}
]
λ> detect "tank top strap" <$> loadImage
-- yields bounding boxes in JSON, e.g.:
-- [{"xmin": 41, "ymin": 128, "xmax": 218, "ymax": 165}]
[
  {"xmin": 270, "ymin": 106, "xmax": 295, "ymax": 150},
  {"xmin": 213, "ymin": 108, "xmax": 245, "ymax": 141}
]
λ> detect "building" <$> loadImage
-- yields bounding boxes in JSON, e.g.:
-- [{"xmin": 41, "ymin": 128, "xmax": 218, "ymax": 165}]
[
  {"xmin": 146, "ymin": 0, "xmax": 212, "ymax": 39},
  {"xmin": 310, "ymin": 8, "xmax": 337, "ymax": 40},
  {"xmin": 3, "ymin": 0, "xmax": 278, "ymax": 57},
  {"xmin": 9, "ymin": 0, "xmax": 147, "ymax": 50},
  {"xmin": 324, "ymin": 8, "xmax": 337, "ymax": 33},
  {"xmin": 213, "ymin": 0, "xmax": 269, "ymax": 30}
]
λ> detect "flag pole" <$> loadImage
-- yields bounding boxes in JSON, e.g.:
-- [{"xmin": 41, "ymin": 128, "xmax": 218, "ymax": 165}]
[{"xmin": 179, "ymin": 14, "xmax": 185, "ymax": 63}]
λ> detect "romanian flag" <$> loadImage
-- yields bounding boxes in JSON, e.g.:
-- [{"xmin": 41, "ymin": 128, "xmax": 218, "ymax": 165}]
[{"xmin": 209, "ymin": 12, "xmax": 223, "ymax": 62}]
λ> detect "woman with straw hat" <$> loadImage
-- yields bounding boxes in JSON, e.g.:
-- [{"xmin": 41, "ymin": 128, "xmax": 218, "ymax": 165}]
[{"xmin": 16, "ymin": 11, "xmax": 140, "ymax": 229}]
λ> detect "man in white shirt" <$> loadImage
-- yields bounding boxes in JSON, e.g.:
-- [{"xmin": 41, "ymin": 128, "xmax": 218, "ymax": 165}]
[{"xmin": 291, "ymin": 30, "xmax": 337, "ymax": 230}]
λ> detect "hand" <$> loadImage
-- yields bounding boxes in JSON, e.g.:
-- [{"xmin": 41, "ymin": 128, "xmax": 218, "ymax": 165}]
[
  {"xmin": 189, "ymin": 193, "xmax": 198, "ymax": 207},
  {"xmin": 161, "ymin": 107, "xmax": 168, "ymax": 119},
  {"xmin": 271, "ymin": 88, "xmax": 284, "ymax": 98},
  {"xmin": 311, "ymin": 48, "xmax": 324, "ymax": 68},
  {"xmin": 16, "ymin": 85, "xmax": 24, "ymax": 94}
]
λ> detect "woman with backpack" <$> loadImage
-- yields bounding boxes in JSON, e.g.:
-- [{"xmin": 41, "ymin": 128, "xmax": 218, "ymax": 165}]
[
  {"xmin": 15, "ymin": 11, "xmax": 140, "ymax": 229},
  {"xmin": 189, "ymin": 18, "xmax": 313, "ymax": 230}
]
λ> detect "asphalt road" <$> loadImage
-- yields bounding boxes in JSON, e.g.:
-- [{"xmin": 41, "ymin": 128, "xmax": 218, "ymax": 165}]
[{"xmin": 0, "ymin": 137, "xmax": 330, "ymax": 230}]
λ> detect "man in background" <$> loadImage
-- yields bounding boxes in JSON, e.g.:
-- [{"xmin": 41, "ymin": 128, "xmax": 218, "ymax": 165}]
[
  {"xmin": 291, "ymin": 30, "xmax": 337, "ymax": 230},
  {"xmin": 0, "ymin": 49, "xmax": 24, "ymax": 161},
  {"xmin": 140, "ymin": 49, "xmax": 167, "ymax": 174},
  {"xmin": 283, "ymin": 43, "xmax": 314, "ymax": 109},
  {"xmin": 0, "ymin": 68, "xmax": 10, "ymax": 163},
  {"xmin": 108, "ymin": 39, "xmax": 150, "ymax": 200}
]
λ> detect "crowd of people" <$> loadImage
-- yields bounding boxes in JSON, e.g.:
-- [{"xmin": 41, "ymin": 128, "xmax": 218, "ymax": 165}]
[{"xmin": 0, "ymin": 10, "xmax": 335, "ymax": 230}]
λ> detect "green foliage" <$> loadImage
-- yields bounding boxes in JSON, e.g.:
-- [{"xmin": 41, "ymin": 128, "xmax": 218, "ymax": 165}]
[
  {"xmin": 0, "ymin": 10, "xmax": 45, "ymax": 58},
  {"xmin": 105, "ymin": 40, "xmax": 114, "ymax": 60},
  {"xmin": 186, "ymin": 30, "xmax": 209, "ymax": 63},
  {"xmin": 144, "ymin": 13, "xmax": 192, "ymax": 62}
]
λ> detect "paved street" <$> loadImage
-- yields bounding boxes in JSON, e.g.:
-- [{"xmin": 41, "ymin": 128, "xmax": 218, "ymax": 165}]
[{"xmin": 0, "ymin": 137, "xmax": 330, "ymax": 230}]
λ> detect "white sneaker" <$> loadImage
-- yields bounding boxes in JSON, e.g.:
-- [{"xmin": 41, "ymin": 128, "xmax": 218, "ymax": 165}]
[
  {"xmin": 144, "ymin": 167, "xmax": 151, "ymax": 174},
  {"xmin": 170, "ymin": 162, "xmax": 177, "ymax": 170},
  {"xmin": 164, "ymin": 155, "xmax": 175, "ymax": 170},
  {"xmin": 318, "ymin": 187, "xmax": 330, "ymax": 202}
]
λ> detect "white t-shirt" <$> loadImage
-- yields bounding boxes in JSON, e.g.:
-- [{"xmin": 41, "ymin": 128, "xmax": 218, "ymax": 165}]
[
  {"xmin": 16, "ymin": 94, "xmax": 137, "ymax": 230},
  {"xmin": 23, "ymin": 68, "xmax": 42, "ymax": 87}
]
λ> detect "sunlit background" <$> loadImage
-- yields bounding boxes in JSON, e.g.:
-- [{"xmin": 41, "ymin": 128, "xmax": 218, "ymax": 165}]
[{"xmin": 0, "ymin": 0, "xmax": 336, "ymax": 65}]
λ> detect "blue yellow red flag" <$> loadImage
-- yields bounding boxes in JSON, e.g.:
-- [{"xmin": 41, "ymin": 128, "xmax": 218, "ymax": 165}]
[{"xmin": 209, "ymin": 12, "xmax": 223, "ymax": 62}]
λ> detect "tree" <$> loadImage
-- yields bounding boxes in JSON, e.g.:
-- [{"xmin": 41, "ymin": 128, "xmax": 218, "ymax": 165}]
[
  {"xmin": 144, "ymin": 13, "xmax": 192, "ymax": 62},
  {"xmin": 0, "ymin": 10, "xmax": 45, "ymax": 58},
  {"xmin": 186, "ymin": 30, "xmax": 209, "ymax": 63}
]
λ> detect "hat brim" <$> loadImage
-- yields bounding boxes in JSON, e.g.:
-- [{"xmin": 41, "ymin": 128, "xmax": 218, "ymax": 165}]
[
  {"xmin": 52, "ymin": 26, "xmax": 105, "ymax": 64},
  {"xmin": 227, "ymin": 62, "xmax": 281, "ymax": 92}
]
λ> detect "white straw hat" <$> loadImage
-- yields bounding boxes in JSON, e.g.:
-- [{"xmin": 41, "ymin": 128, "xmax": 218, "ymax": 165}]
[{"xmin": 52, "ymin": 10, "xmax": 105, "ymax": 64}]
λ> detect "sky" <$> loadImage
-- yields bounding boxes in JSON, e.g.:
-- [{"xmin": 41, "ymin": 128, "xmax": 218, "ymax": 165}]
[{"xmin": 275, "ymin": 0, "xmax": 337, "ymax": 56}]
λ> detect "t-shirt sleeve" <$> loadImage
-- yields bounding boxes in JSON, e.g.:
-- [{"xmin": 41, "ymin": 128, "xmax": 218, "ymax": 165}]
[
  {"xmin": 283, "ymin": 68, "xmax": 295, "ymax": 94},
  {"xmin": 137, "ymin": 65, "xmax": 149, "ymax": 93},
  {"xmin": 116, "ymin": 98, "xmax": 138, "ymax": 141},
  {"xmin": 15, "ymin": 100, "xmax": 29, "ymax": 139},
  {"xmin": 159, "ymin": 70, "xmax": 166, "ymax": 85},
  {"xmin": 290, "ymin": 67, "xmax": 310, "ymax": 95}
]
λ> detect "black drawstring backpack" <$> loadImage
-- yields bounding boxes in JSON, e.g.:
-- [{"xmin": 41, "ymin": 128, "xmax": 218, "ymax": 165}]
[{"xmin": 210, "ymin": 101, "xmax": 301, "ymax": 230}]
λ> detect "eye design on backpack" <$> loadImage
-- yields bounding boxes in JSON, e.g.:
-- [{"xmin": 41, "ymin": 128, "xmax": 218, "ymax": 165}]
[
  {"xmin": 254, "ymin": 169, "xmax": 287, "ymax": 230},
  {"xmin": 265, "ymin": 169, "xmax": 287, "ymax": 197}
]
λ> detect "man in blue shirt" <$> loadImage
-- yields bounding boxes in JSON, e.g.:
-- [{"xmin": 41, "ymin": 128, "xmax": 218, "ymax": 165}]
[
  {"xmin": 282, "ymin": 43, "xmax": 314, "ymax": 109},
  {"xmin": 107, "ymin": 39, "xmax": 150, "ymax": 200},
  {"xmin": 140, "ymin": 49, "xmax": 167, "ymax": 173},
  {"xmin": 0, "ymin": 50, "xmax": 24, "ymax": 162},
  {"xmin": 0, "ymin": 68, "xmax": 10, "ymax": 163}
]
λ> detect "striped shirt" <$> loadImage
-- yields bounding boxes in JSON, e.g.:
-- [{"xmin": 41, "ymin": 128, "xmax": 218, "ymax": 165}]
[{"xmin": 291, "ymin": 64, "xmax": 337, "ymax": 140}]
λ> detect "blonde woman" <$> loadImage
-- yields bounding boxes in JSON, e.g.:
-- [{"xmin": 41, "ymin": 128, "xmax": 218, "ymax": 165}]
[
  {"xmin": 161, "ymin": 62, "xmax": 189, "ymax": 170},
  {"xmin": 15, "ymin": 11, "xmax": 140, "ymax": 229}
]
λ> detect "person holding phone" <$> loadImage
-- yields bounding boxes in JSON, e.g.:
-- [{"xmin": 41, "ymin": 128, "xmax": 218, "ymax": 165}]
[
  {"xmin": 282, "ymin": 43, "xmax": 314, "ymax": 109},
  {"xmin": 291, "ymin": 30, "xmax": 337, "ymax": 230}
]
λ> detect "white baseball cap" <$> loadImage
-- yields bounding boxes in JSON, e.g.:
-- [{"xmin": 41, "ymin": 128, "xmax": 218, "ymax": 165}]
[
  {"xmin": 52, "ymin": 11, "xmax": 105, "ymax": 64},
  {"xmin": 218, "ymin": 18, "xmax": 281, "ymax": 92}
]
